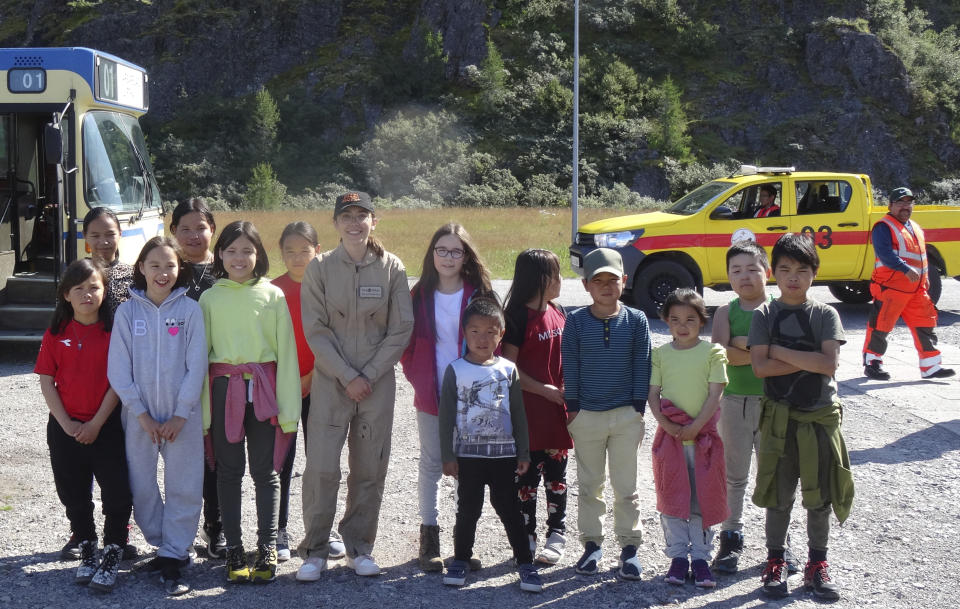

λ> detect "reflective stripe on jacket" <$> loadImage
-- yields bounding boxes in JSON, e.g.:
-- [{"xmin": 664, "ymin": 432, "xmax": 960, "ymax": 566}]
[{"xmin": 871, "ymin": 215, "xmax": 927, "ymax": 293}]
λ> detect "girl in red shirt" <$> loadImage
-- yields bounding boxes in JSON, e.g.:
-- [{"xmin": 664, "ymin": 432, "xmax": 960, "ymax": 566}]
[
  {"xmin": 35, "ymin": 259, "xmax": 132, "ymax": 592},
  {"xmin": 502, "ymin": 248, "xmax": 572, "ymax": 565}
]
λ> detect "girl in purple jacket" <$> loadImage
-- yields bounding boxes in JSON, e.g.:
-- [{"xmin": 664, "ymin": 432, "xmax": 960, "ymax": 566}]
[{"xmin": 400, "ymin": 223, "xmax": 493, "ymax": 572}]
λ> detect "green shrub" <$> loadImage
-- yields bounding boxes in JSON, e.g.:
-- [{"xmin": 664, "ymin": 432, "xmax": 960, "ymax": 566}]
[
  {"xmin": 522, "ymin": 173, "xmax": 568, "ymax": 207},
  {"xmin": 662, "ymin": 157, "xmax": 741, "ymax": 200},
  {"xmin": 344, "ymin": 109, "xmax": 473, "ymax": 203},
  {"xmin": 244, "ymin": 162, "xmax": 286, "ymax": 210},
  {"xmin": 456, "ymin": 168, "xmax": 523, "ymax": 207}
]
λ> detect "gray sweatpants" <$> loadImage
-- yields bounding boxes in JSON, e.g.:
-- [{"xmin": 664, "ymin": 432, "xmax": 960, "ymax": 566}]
[
  {"xmin": 660, "ymin": 445, "xmax": 715, "ymax": 561},
  {"xmin": 124, "ymin": 406, "xmax": 203, "ymax": 561},
  {"xmin": 717, "ymin": 394, "xmax": 762, "ymax": 532}
]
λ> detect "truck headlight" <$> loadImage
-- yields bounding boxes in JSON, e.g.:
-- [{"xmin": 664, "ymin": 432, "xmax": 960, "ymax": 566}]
[{"xmin": 594, "ymin": 230, "xmax": 640, "ymax": 248}]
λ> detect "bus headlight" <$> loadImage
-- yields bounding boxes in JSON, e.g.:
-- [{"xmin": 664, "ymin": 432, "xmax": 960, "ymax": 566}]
[{"xmin": 594, "ymin": 230, "xmax": 640, "ymax": 249}]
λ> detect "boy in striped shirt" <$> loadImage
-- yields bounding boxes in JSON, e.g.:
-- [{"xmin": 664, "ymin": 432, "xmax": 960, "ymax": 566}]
[{"xmin": 561, "ymin": 248, "xmax": 652, "ymax": 579}]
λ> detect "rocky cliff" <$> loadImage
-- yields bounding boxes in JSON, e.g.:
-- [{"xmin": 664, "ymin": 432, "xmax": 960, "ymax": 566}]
[{"xmin": 2, "ymin": 0, "xmax": 958, "ymax": 200}]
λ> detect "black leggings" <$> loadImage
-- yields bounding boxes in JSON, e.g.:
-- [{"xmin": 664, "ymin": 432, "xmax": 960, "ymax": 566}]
[
  {"xmin": 47, "ymin": 412, "xmax": 132, "ymax": 545},
  {"xmin": 278, "ymin": 395, "xmax": 311, "ymax": 529}
]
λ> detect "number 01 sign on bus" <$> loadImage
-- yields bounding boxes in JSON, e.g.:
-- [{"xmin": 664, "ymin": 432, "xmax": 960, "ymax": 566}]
[{"xmin": 0, "ymin": 47, "xmax": 164, "ymax": 341}]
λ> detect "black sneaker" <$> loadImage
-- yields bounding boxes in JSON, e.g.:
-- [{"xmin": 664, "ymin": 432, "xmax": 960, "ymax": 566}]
[
  {"xmin": 713, "ymin": 530, "xmax": 743, "ymax": 574},
  {"xmin": 575, "ymin": 541, "xmax": 602, "ymax": 575},
  {"xmin": 761, "ymin": 557, "xmax": 789, "ymax": 598},
  {"xmin": 618, "ymin": 545, "xmax": 642, "ymax": 580},
  {"xmin": 61, "ymin": 533, "xmax": 80, "ymax": 561},
  {"xmin": 200, "ymin": 522, "xmax": 227, "ymax": 559},
  {"xmin": 161, "ymin": 563, "xmax": 190, "ymax": 596},
  {"xmin": 864, "ymin": 361, "xmax": 890, "ymax": 380},
  {"xmin": 804, "ymin": 560, "xmax": 840, "ymax": 600},
  {"xmin": 89, "ymin": 543, "xmax": 122, "ymax": 592},
  {"xmin": 75, "ymin": 540, "xmax": 99, "ymax": 585},
  {"xmin": 924, "ymin": 367, "xmax": 956, "ymax": 379}
]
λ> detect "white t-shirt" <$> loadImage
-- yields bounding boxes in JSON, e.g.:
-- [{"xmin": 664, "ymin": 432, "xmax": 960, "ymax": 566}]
[{"xmin": 434, "ymin": 288, "xmax": 463, "ymax": 393}]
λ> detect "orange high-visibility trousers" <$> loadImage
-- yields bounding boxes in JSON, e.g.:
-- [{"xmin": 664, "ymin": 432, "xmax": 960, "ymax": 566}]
[{"xmin": 862, "ymin": 282, "xmax": 942, "ymax": 376}]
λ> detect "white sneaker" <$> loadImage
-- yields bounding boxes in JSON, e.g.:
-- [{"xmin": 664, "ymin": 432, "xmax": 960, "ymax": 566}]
[
  {"xmin": 295, "ymin": 556, "xmax": 327, "ymax": 582},
  {"xmin": 536, "ymin": 532, "xmax": 566, "ymax": 565},
  {"xmin": 328, "ymin": 533, "xmax": 346, "ymax": 560},
  {"xmin": 346, "ymin": 553, "xmax": 381, "ymax": 576}
]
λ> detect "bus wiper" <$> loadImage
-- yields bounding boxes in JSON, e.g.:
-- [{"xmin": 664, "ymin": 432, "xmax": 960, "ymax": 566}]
[{"xmin": 129, "ymin": 139, "xmax": 152, "ymax": 222}]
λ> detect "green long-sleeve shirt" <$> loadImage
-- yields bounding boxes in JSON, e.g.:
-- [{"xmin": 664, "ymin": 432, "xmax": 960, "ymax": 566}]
[{"xmin": 199, "ymin": 278, "xmax": 301, "ymax": 433}]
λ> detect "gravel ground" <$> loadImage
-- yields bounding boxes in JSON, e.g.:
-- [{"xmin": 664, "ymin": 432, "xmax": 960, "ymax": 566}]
[{"xmin": 0, "ymin": 279, "xmax": 958, "ymax": 609}]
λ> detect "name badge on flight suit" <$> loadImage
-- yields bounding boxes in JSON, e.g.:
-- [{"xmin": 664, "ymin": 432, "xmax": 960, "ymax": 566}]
[{"xmin": 359, "ymin": 285, "xmax": 382, "ymax": 298}]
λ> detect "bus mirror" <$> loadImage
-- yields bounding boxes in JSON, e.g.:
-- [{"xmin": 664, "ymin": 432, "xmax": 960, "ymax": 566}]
[{"xmin": 44, "ymin": 124, "xmax": 64, "ymax": 165}]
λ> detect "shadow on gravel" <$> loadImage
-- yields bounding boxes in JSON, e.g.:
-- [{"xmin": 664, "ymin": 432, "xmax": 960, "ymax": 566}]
[
  {"xmin": 841, "ymin": 377, "xmax": 949, "ymax": 394},
  {"xmin": 849, "ymin": 423, "xmax": 960, "ymax": 465},
  {"xmin": 937, "ymin": 310, "xmax": 960, "ymax": 324}
]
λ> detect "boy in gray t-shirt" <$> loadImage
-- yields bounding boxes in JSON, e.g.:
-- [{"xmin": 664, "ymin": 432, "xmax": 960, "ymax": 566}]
[{"xmin": 748, "ymin": 233, "xmax": 854, "ymax": 601}]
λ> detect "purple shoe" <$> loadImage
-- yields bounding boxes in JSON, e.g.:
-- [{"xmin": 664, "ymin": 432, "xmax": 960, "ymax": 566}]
[
  {"xmin": 665, "ymin": 557, "xmax": 689, "ymax": 585},
  {"xmin": 691, "ymin": 559, "xmax": 716, "ymax": 588}
]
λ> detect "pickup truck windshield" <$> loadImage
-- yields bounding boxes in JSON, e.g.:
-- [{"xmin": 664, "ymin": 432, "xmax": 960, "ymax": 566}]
[{"xmin": 666, "ymin": 181, "xmax": 736, "ymax": 216}]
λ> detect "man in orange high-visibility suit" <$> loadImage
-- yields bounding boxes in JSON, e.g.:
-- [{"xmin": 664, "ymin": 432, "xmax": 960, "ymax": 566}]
[{"xmin": 862, "ymin": 187, "xmax": 955, "ymax": 380}]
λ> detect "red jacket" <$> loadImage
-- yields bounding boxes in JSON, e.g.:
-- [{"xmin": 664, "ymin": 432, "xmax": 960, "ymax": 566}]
[
  {"xmin": 400, "ymin": 282, "xmax": 476, "ymax": 416},
  {"xmin": 652, "ymin": 399, "xmax": 728, "ymax": 527}
]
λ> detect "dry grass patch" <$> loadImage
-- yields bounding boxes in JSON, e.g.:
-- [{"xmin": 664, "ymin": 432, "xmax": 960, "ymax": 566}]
[{"xmin": 216, "ymin": 207, "xmax": 612, "ymax": 279}]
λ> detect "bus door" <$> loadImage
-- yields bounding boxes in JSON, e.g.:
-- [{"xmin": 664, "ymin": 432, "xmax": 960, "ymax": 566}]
[{"xmin": 0, "ymin": 111, "xmax": 59, "ymax": 274}]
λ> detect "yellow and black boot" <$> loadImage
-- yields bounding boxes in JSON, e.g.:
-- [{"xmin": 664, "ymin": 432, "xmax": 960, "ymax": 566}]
[
  {"xmin": 226, "ymin": 545, "xmax": 250, "ymax": 583},
  {"xmin": 250, "ymin": 544, "xmax": 278, "ymax": 583}
]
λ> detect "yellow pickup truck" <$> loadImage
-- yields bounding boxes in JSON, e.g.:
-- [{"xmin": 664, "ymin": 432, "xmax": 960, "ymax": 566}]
[{"xmin": 569, "ymin": 166, "xmax": 960, "ymax": 315}]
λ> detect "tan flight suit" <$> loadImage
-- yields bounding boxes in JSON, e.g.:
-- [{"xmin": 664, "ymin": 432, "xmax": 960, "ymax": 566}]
[{"xmin": 298, "ymin": 244, "xmax": 414, "ymax": 559}]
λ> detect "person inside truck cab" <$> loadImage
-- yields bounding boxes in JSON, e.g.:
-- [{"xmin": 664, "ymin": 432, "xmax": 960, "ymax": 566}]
[{"xmin": 753, "ymin": 185, "xmax": 780, "ymax": 218}]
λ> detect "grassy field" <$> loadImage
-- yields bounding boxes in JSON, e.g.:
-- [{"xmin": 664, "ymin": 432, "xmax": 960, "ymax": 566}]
[{"xmin": 215, "ymin": 207, "xmax": 615, "ymax": 279}]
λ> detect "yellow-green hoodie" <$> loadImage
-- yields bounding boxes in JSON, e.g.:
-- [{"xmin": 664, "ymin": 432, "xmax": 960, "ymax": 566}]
[{"xmin": 199, "ymin": 277, "xmax": 301, "ymax": 433}]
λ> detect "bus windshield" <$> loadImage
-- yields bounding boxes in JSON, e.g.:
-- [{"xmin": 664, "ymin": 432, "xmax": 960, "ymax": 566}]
[
  {"xmin": 666, "ymin": 181, "xmax": 737, "ymax": 216},
  {"xmin": 82, "ymin": 111, "xmax": 159, "ymax": 212}
]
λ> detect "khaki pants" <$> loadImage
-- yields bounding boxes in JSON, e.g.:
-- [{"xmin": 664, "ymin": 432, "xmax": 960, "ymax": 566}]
[
  {"xmin": 717, "ymin": 394, "xmax": 763, "ymax": 532},
  {"xmin": 299, "ymin": 372, "xmax": 395, "ymax": 559},
  {"xmin": 567, "ymin": 407, "xmax": 645, "ymax": 547}
]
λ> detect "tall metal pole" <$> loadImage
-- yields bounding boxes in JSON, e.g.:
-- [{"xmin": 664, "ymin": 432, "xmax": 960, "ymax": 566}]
[{"xmin": 571, "ymin": 0, "xmax": 579, "ymax": 242}]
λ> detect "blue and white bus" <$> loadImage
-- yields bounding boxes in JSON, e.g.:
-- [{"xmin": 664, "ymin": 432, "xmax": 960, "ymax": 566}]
[{"xmin": 0, "ymin": 47, "xmax": 164, "ymax": 340}]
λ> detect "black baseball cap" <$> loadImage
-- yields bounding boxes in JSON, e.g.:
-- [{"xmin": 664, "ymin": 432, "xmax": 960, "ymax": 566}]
[
  {"xmin": 889, "ymin": 187, "xmax": 915, "ymax": 203},
  {"xmin": 334, "ymin": 191, "xmax": 374, "ymax": 216}
]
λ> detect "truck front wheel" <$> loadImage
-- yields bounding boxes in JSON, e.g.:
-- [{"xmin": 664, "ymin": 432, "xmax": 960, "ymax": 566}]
[
  {"xmin": 828, "ymin": 281, "xmax": 872, "ymax": 304},
  {"xmin": 928, "ymin": 266, "xmax": 942, "ymax": 304},
  {"xmin": 630, "ymin": 260, "xmax": 697, "ymax": 317}
]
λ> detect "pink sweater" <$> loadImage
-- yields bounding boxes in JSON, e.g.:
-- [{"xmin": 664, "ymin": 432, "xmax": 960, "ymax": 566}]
[
  {"xmin": 652, "ymin": 399, "xmax": 728, "ymax": 527},
  {"xmin": 206, "ymin": 361, "xmax": 294, "ymax": 472}
]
